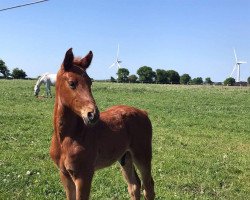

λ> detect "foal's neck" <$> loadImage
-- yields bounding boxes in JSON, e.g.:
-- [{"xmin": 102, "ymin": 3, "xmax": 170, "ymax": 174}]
[{"xmin": 55, "ymin": 101, "xmax": 86, "ymax": 141}]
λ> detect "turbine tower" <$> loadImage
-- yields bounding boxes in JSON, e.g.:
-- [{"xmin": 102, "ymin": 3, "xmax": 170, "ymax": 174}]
[
  {"xmin": 109, "ymin": 44, "xmax": 122, "ymax": 72},
  {"xmin": 230, "ymin": 48, "xmax": 247, "ymax": 82}
]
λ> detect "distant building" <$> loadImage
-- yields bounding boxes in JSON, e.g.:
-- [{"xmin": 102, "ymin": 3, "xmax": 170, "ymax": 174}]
[
  {"xmin": 235, "ymin": 82, "xmax": 248, "ymax": 86},
  {"xmin": 213, "ymin": 82, "xmax": 223, "ymax": 86}
]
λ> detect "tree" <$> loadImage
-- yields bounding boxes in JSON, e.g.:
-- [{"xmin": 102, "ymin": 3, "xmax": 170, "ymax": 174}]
[
  {"xmin": 137, "ymin": 66, "xmax": 156, "ymax": 83},
  {"xmin": 166, "ymin": 70, "xmax": 180, "ymax": 84},
  {"xmin": 117, "ymin": 68, "xmax": 129, "ymax": 83},
  {"xmin": 0, "ymin": 59, "xmax": 10, "ymax": 78},
  {"xmin": 156, "ymin": 69, "xmax": 169, "ymax": 84},
  {"xmin": 128, "ymin": 75, "xmax": 138, "ymax": 83},
  {"xmin": 180, "ymin": 73, "xmax": 191, "ymax": 85},
  {"xmin": 12, "ymin": 68, "xmax": 27, "ymax": 79},
  {"xmin": 204, "ymin": 77, "xmax": 213, "ymax": 85},
  {"xmin": 247, "ymin": 76, "xmax": 250, "ymax": 84},
  {"xmin": 191, "ymin": 77, "xmax": 203, "ymax": 85},
  {"xmin": 224, "ymin": 77, "xmax": 235, "ymax": 86}
]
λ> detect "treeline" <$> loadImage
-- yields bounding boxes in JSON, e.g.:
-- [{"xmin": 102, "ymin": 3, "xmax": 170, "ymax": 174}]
[
  {"xmin": 113, "ymin": 66, "xmax": 225, "ymax": 85},
  {"xmin": 1, "ymin": 57, "xmax": 250, "ymax": 85},
  {"xmin": 0, "ymin": 59, "xmax": 27, "ymax": 79},
  {"xmin": 113, "ymin": 66, "xmax": 250, "ymax": 86}
]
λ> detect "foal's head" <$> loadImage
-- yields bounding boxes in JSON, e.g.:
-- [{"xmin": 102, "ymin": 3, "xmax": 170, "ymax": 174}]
[{"xmin": 57, "ymin": 48, "xmax": 99, "ymax": 126}]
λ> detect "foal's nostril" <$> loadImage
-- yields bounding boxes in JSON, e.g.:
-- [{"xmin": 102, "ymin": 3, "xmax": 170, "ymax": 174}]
[
  {"xmin": 87, "ymin": 108, "xmax": 100, "ymax": 125},
  {"xmin": 87, "ymin": 112, "xmax": 95, "ymax": 121}
]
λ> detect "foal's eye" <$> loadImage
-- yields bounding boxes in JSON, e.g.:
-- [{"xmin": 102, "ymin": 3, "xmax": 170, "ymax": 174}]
[{"xmin": 68, "ymin": 81, "xmax": 77, "ymax": 89}]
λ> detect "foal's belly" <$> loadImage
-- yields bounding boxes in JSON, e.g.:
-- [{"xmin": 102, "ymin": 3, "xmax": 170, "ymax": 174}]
[
  {"xmin": 93, "ymin": 117, "xmax": 130, "ymax": 170},
  {"xmin": 93, "ymin": 130, "xmax": 130, "ymax": 170},
  {"xmin": 94, "ymin": 142, "xmax": 128, "ymax": 170}
]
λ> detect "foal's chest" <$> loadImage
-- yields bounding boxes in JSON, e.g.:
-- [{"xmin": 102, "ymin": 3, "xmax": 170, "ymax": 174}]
[{"xmin": 61, "ymin": 139, "xmax": 96, "ymax": 171}]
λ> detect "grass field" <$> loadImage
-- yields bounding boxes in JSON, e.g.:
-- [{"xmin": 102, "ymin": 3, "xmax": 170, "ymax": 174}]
[{"xmin": 0, "ymin": 79, "xmax": 249, "ymax": 200}]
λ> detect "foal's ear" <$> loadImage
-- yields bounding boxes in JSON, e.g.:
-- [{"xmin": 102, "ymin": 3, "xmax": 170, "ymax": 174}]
[
  {"xmin": 80, "ymin": 51, "xmax": 93, "ymax": 69},
  {"xmin": 63, "ymin": 48, "xmax": 74, "ymax": 71}
]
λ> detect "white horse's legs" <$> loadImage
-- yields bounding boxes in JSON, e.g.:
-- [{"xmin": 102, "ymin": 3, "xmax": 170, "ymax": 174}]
[{"xmin": 45, "ymin": 82, "xmax": 52, "ymax": 97}]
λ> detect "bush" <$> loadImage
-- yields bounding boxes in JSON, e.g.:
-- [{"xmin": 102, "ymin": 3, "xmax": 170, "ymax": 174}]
[
  {"xmin": 191, "ymin": 77, "xmax": 203, "ymax": 85},
  {"xmin": 166, "ymin": 70, "xmax": 180, "ymax": 84},
  {"xmin": 137, "ymin": 66, "xmax": 156, "ymax": 83},
  {"xmin": 12, "ymin": 68, "xmax": 27, "ymax": 79},
  {"xmin": 180, "ymin": 74, "xmax": 191, "ymax": 85},
  {"xmin": 117, "ymin": 68, "xmax": 129, "ymax": 83},
  {"xmin": 128, "ymin": 75, "xmax": 138, "ymax": 83},
  {"xmin": 224, "ymin": 77, "xmax": 235, "ymax": 86},
  {"xmin": 156, "ymin": 69, "xmax": 169, "ymax": 84},
  {"xmin": 205, "ymin": 77, "xmax": 213, "ymax": 85}
]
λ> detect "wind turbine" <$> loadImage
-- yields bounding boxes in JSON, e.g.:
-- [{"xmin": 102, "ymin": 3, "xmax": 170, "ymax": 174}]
[
  {"xmin": 109, "ymin": 44, "xmax": 122, "ymax": 72},
  {"xmin": 230, "ymin": 48, "xmax": 247, "ymax": 82}
]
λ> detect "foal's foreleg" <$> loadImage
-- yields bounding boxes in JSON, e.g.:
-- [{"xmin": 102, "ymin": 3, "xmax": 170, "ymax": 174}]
[
  {"xmin": 69, "ymin": 169, "xmax": 94, "ymax": 200},
  {"xmin": 60, "ymin": 171, "xmax": 76, "ymax": 200},
  {"xmin": 120, "ymin": 152, "xmax": 141, "ymax": 200}
]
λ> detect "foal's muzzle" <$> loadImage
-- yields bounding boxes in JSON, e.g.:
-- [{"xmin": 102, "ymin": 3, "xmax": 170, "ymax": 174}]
[{"xmin": 83, "ymin": 107, "xmax": 100, "ymax": 126}]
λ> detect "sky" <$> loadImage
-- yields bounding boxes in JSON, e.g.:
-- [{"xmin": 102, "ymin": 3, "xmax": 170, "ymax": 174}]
[{"xmin": 0, "ymin": 0, "xmax": 250, "ymax": 82}]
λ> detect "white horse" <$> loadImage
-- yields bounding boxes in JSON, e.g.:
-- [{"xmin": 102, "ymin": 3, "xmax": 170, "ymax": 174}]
[{"xmin": 34, "ymin": 73, "xmax": 57, "ymax": 97}]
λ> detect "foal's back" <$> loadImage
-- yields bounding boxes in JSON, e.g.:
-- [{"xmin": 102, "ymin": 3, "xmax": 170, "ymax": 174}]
[{"xmin": 93, "ymin": 105, "xmax": 152, "ymax": 169}]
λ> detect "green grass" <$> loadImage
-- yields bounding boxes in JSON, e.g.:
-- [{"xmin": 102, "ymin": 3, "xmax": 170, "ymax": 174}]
[{"xmin": 0, "ymin": 80, "xmax": 249, "ymax": 199}]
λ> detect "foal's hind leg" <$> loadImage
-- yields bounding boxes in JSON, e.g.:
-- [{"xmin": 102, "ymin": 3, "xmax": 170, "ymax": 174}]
[
  {"xmin": 132, "ymin": 151, "xmax": 155, "ymax": 200},
  {"xmin": 138, "ymin": 165, "xmax": 155, "ymax": 200},
  {"xmin": 120, "ymin": 152, "xmax": 141, "ymax": 200}
]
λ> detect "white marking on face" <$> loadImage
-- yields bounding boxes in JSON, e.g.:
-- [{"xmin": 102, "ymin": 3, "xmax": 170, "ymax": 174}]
[{"xmin": 80, "ymin": 108, "xmax": 88, "ymax": 118}]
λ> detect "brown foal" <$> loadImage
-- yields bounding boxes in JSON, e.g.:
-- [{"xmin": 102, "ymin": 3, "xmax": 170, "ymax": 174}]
[{"xmin": 50, "ymin": 48, "xmax": 155, "ymax": 200}]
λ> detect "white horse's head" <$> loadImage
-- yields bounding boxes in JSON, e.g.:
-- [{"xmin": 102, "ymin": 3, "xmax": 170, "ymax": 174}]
[
  {"xmin": 34, "ymin": 84, "xmax": 40, "ymax": 96},
  {"xmin": 34, "ymin": 75, "xmax": 44, "ymax": 96}
]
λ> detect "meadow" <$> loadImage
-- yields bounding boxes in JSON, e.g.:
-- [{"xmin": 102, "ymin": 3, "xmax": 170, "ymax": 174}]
[{"xmin": 0, "ymin": 79, "xmax": 249, "ymax": 200}]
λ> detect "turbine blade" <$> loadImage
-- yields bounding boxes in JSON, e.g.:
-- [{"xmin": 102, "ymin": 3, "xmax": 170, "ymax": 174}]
[
  {"xmin": 109, "ymin": 63, "xmax": 115, "ymax": 68},
  {"xmin": 230, "ymin": 65, "xmax": 236, "ymax": 77},
  {"xmin": 117, "ymin": 44, "xmax": 120, "ymax": 59},
  {"xmin": 233, "ymin": 48, "xmax": 238, "ymax": 61},
  {"xmin": 117, "ymin": 62, "xmax": 122, "ymax": 69}
]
